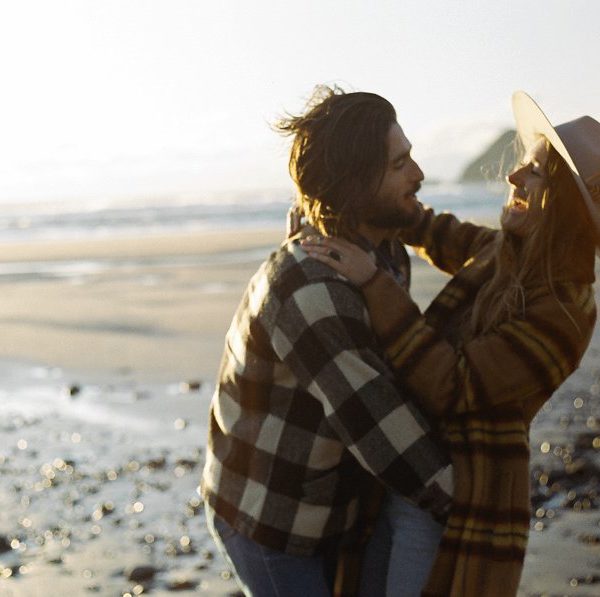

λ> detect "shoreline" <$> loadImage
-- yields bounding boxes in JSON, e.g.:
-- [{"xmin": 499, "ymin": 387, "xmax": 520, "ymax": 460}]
[
  {"xmin": 0, "ymin": 227, "xmax": 451, "ymax": 381},
  {"xmin": 0, "ymin": 227, "xmax": 286, "ymax": 263}
]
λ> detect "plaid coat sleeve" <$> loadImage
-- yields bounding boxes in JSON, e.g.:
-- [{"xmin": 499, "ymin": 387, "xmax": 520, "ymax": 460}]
[
  {"xmin": 362, "ymin": 272, "xmax": 597, "ymax": 416},
  {"xmin": 398, "ymin": 207, "xmax": 497, "ymax": 275},
  {"xmin": 270, "ymin": 273, "xmax": 453, "ymax": 512}
]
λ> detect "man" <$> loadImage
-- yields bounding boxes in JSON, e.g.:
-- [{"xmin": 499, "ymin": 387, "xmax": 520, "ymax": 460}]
[{"xmin": 201, "ymin": 86, "xmax": 453, "ymax": 596}]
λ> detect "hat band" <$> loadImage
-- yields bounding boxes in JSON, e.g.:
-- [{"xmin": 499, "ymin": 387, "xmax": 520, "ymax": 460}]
[
  {"xmin": 585, "ymin": 172, "xmax": 600, "ymax": 201},
  {"xmin": 588, "ymin": 183, "xmax": 600, "ymax": 202}
]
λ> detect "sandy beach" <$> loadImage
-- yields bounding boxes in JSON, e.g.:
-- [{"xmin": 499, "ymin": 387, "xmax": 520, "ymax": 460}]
[{"xmin": 1, "ymin": 226, "xmax": 599, "ymax": 596}]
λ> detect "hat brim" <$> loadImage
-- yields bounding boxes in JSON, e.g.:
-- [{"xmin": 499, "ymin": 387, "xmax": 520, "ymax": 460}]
[{"xmin": 512, "ymin": 91, "xmax": 600, "ymax": 238}]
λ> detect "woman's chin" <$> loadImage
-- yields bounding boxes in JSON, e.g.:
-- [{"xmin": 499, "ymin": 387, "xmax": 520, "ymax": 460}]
[{"xmin": 500, "ymin": 208, "xmax": 529, "ymax": 237}]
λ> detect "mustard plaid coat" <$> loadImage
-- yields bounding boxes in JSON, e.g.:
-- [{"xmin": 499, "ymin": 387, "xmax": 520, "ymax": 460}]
[{"xmin": 361, "ymin": 209, "xmax": 596, "ymax": 596}]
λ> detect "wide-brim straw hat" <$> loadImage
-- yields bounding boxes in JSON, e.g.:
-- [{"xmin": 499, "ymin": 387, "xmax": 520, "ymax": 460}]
[{"xmin": 512, "ymin": 90, "xmax": 600, "ymax": 241}]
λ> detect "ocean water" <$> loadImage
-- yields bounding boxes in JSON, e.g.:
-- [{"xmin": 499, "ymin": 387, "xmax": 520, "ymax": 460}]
[{"xmin": 0, "ymin": 182, "xmax": 506, "ymax": 243}]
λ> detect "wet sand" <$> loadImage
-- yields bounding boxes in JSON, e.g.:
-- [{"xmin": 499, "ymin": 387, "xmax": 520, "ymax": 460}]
[{"xmin": 0, "ymin": 228, "xmax": 599, "ymax": 596}]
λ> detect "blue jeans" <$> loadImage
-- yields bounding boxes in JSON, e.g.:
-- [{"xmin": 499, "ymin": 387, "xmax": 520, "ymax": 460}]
[
  {"xmin": 359, "ymin": 492, "xmax": 444, "ymax": 597},
  {"xmin": 205, "ymin": 503, "xmax": 337, "ymax": 596}
]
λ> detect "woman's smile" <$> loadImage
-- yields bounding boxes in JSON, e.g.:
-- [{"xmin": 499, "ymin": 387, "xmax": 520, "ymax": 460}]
[{"xmin": 506, "ymin": 193, "xmax": 529, "ymax": 212}]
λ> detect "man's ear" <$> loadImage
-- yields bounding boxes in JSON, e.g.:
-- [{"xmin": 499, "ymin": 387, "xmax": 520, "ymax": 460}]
[{"xmin": 286, "ymin": 206, "xmax": 305, "ymax": 238}]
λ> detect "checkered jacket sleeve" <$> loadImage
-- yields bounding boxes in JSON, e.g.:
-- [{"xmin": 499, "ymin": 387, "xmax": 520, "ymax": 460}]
[{"xmin": 270, "ymin": 264, "xmax": 453, "ymax": 511}]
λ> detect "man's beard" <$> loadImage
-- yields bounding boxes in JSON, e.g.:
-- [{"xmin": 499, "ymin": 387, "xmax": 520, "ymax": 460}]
[
  {"xmin": 365, "ymin": 199, "xmax": 423, "ymax": 229},
  {"xmin": 366, "ymin": 208, "xmax": 421, "ymax": 229},
  {"xmin": 364, "ymin": 184, "xmax": 423, "ymax": 230}
]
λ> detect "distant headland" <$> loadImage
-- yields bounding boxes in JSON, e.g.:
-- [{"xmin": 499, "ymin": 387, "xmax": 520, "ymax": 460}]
[{"xmin": 459, "ymin": 129, "xmax": 517, "ymax": 183}]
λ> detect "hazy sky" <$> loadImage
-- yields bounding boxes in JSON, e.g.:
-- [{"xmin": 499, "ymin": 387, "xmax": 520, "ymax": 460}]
[{"xmin": 1, "ymin": 0, "xmax": 599, "ymax": 204}]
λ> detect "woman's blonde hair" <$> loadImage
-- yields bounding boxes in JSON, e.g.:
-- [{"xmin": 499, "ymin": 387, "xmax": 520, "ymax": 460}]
[{"xmin": 469, "ymin": 138, "xmax": 595, "ymax": 336}]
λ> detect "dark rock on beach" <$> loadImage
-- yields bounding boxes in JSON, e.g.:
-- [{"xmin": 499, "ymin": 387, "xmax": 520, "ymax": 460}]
[
  {"xmin": 0, "ymin": 535, "xmax": 11, "ymax": 553},
  {"xmin": 64, "ymin": 384, "xmax": 81, "ymax": 398},
  {"xmin": 165, "ymin": 578, "xmax": 198, "ymax": 591},
  {"xmin": 126, "ymin": 564, "xmax": 160, "ymax": 582},
  {"xmin": 180, "ymin": 380, "xmax": 202, "ymax": 393}
]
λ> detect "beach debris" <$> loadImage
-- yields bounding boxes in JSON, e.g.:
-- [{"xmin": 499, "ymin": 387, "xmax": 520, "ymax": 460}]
[
  {"xmin": 185, "ymin": 497, "xmax": 202, "ymax": 517},
  {"xmin": 0, "ymin": 376, "xmax": 297, "ymax": 594},
  {"xmin": 126, "ymin": 565, "xmax": 160, "ymax": 583},
  {"xmin": 174, "ymin": 418, "xmax": 187, "ymax": 431},
  {"xmin": 64, "ymin": 384, "xmax": 81, "ymax": 398},
  {"xmin": 164, "ymin": 537, "xmax": 196, "ymax": 557},
  {"xmin": 179, "ymin": 380, "xmax": 202, "ymax": 393},
  {"xmin": 178, "ymin": 535, "xmax": 193, "ymax": 553},
  {"xmin": 578, "ymin": 533, "xmax": 600, "ymax": 545},
  {"xmin": 165, "ymin": 578, "xmax": 197, "ymax": 591},
  {"xmin": 0, "ymin": 536, "xmax": 11, "ymax": 553},
  {"xmin": 0, "ymin": 565, "xmax": 20, "ymax": 579},
  {"xmin": 127, "ymin": 460, "xmax": 141, "ymax": 472},
  {"xmin": 532, "ymin": 520, "xmax": 545, "ymax": 532},
  {"xmin": 175, "ymin": 459, "xmax": 196, "ymax": 472},
  {"xmin": 145, "ymin": 456, "xmax": 167, "ymax": 470},
  {"xmin": 106, "ymin": 469, "xmax": 119, "ymax": 481},
  {"xmin": 175, "ymin": 453, "xmax": 200, "ymax": 468},
  {"xmin": 92, "ymin": 502, "xmax": 115, "ymax": 520},
  {"xmin": 575, "ymin": 431, "xmax": 600, "ymax": 450},
  {"xmin": 569, "ymin": 574, "xmax": 600, "ymax": 587},
  {"xmin": 125, "ymin": 501, "xmax": 145, "ymax": 515}
]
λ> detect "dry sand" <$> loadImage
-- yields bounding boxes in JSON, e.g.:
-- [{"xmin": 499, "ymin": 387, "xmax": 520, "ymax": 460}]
[
  {"xmin": 0, "ymin": 228, "xmax": 599, "ymax": 596},
  {"xmin": 0, "ymin": 229, "xmax": 287, "ymax": 382}
]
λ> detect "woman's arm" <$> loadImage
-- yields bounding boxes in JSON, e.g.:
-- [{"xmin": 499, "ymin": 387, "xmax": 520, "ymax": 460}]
[
  {"xmin": 361, "ymin": 272, "xmax": 596, "ymax": 417},
  {"xmin": 299, "ymin": 237, "xmax": 596, "ymax": 417},
  {"xmin": 399, "ymin": 207, "xmax": 498, "ymax": 276}
]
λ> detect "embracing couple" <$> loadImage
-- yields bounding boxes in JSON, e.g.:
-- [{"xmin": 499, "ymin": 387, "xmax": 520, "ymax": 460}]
[{"xmin": 201, "ymin": 86, "xmax": 600, "ymax": 596}]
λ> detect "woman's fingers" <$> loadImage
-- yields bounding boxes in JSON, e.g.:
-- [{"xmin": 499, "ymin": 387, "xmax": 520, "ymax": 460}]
[
  {"xmin": 305, "ymin": 248, "xmax": 375, "ymax": 284},
  {"xmin": 300, "ymin": 238, "xmax": 362, "ymax": 266},
  {"xmin": 305, "ymin": 249, "xmax": 348, "ymax": 272},
  {"xmin": 300, "ymin": 244, "xmax": 330, "ymax": 255},
  {"xmin": 300, "ymin": 236, "xmax": 348, "ymax": 252},
  {"xmin": 300, "ymin": 236, "xmax": 371, "ymax": 263},
  {"xmin": 297, "ymin": 235, "xmax": 377, "ymax": 285},
  {"xmin": 300, "ymin": 244, "xmax": 343, "ymax": 262}
]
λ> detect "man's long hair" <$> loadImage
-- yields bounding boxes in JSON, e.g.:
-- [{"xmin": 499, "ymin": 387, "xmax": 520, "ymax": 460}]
[
  {"xmin": 470, "ymin": 140, "xmax": 596, "ymax": 336},
  {"xmin": 275, "ymin": 85, "xmax": 397, "ymax": 237}
]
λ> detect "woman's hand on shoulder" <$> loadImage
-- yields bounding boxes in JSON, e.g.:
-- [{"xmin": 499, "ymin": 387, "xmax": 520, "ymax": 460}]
[{"xmin": 300, "ymin": 236, "xmax": 377, "ymax": 286}]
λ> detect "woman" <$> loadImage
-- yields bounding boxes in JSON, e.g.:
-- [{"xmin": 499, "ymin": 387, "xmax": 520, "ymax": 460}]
[{"xmin": 301, "ymin": 92, "xmax": 600, "ymax": 596}]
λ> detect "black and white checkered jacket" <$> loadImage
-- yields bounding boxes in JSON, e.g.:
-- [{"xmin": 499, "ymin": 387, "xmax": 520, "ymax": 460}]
[{"xmin": 202, "ymin": 230, "xmax": 453, "ymax": 556}]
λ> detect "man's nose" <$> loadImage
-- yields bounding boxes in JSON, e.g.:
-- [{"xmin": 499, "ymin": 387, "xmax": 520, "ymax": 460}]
[
  {"xmin": 411, "ymin": 159, "xmax": 425, "ymax": 182},
  {"xmin": 507, "ymin": 167, "xmax": 524, "ymax": 186}
]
